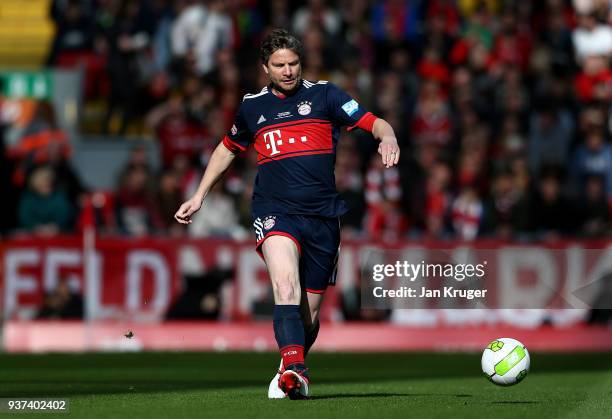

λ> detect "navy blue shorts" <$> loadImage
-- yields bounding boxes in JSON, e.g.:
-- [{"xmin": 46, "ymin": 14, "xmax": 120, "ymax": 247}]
[{"xmin": 253, "ymin": 214, "xmax": 340, "ymax": 294}]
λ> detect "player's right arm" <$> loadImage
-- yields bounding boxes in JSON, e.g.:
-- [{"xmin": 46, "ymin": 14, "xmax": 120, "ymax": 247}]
[
  {"xmin": 174, "ymin": 143, "xmax": 237, "ymax": 224},
  {"xmin": 174, "ymin": 104, "xmax": 252, "ymax": 225}
]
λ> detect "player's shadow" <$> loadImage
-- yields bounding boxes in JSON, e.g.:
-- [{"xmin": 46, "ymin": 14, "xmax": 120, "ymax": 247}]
[
  {"xmin": 311, "ymin": 392, "xmax": 408, "ymax": 400},
  {"xmin": 489, "ymin": 401, "xmax": 541, "ymax": 405},
  {"xmin": 312, "ymin": 393, "xmax": 473, "ymax": 400}
]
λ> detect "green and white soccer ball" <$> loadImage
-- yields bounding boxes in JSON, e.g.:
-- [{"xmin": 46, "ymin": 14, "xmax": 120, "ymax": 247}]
[{"xmin": 482, "ymin": 337, "xmax": 530, "ymax": 386}]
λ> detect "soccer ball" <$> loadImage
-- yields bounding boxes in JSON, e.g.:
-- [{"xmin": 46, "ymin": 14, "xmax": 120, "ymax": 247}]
[{"xmin": 481, "ymin": 338, "xmax": 530, "ymax": 386}]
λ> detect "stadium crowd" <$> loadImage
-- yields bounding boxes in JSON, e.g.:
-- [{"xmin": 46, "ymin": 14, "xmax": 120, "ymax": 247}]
[{"xmin": 1, "ymin": 0, "xmax": 611, "ymax": 243}]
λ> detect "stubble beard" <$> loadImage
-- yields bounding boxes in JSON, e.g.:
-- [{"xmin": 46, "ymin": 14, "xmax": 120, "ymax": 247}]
[{"xmin": 270, "ymin": 73, "xmax": 302, "ymax": 96}]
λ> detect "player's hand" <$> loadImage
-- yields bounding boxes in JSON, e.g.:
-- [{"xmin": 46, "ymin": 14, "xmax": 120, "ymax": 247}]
[
  {"xmin": 174, "ymin": 197, "xmax": 203, "ymax": 224},
  {"xmin": 378, "ymin": 136, "xmax": 400, "ymax": 168}
]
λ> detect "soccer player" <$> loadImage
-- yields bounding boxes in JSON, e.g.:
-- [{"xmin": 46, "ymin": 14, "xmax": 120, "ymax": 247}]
[{"xmin": 174, "ymin": 29, "xmax": 400, "ymax": 399}]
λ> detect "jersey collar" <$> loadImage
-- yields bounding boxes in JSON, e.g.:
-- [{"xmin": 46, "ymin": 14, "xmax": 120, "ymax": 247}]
[{"xmin": 269, "ymin": 80, "xmax": 303, "ymax": 99}]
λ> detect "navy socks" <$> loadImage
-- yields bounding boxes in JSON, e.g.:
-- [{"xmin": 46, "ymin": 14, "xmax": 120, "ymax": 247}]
[{"xmin": 273, "ymin": 305, "xmax": 306, "ymax": 371}]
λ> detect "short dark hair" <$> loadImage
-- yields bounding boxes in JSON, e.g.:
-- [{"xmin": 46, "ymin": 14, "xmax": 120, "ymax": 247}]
[{"xmin": 260, "ymin": 29, "xmax": 303, "ymax": 65}]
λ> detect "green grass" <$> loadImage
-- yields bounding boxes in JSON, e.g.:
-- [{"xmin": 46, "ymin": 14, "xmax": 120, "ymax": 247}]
[{"xmin": 0, "ymin": 352, "xmax": 611, "ymax": 418}]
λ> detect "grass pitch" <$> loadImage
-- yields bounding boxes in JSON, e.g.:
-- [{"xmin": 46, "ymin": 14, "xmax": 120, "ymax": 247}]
[{"xmin": 0, "ymin": 351, "xmax": 611, "ymax": 418}]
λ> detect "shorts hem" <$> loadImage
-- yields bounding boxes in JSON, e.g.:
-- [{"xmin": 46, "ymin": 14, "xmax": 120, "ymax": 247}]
[
  {"xmin": 305, "ymin": 288, "xmax": 327, "ymax": 294},
  {"xmin": 256, "ymin": 231, "xmax": 302, "ymax": 259}
]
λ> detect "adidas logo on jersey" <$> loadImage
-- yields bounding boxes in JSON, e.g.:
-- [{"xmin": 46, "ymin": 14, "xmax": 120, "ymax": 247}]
[{"xmin": 257, "ymin": 115, "xmax": 267, "ymax": 124}]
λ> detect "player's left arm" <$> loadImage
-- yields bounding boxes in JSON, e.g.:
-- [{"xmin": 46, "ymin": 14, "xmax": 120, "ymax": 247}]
[
  {"xmin": 371, "ymin": 117, "xmax": 400, "ymax": 168},
  {"xmin": 326, "ymin": 82, "xmax": 400, "ymax": 168}
]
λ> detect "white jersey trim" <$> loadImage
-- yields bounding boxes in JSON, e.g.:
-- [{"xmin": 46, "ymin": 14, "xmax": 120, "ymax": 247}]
[
  {"xmin": 301, "ymin": 80, "xmax": 328, "ymax": 88},
  {"xmin": 243, "ymin": 87, "xmax": 269, "ymax": 100}
]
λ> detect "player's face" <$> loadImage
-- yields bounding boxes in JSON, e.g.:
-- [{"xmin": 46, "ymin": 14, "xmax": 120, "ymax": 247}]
[{"xmin": 263, "ymin": 48, "xmax": 302, "ymax": 95}]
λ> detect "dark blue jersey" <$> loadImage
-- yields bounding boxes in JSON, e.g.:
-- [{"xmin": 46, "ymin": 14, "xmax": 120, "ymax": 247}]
[{"xmin": 223, "ymin": 80, "xmax": 377, "ymax": 218}]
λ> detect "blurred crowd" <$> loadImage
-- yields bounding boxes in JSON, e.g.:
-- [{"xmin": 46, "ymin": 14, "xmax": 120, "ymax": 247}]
[{"xmin": 1, "ymin": 0, "xmax": 612, "ymax": 243}]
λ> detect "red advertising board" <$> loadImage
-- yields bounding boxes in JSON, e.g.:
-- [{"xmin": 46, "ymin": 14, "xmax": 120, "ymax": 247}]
[
  {"xmin": 1, "ymin": 236, "xmax": 611, "ymax": 323},
  {"xmin": 0, "ymin": 236, "xmax": 181, "ymax": 320}
]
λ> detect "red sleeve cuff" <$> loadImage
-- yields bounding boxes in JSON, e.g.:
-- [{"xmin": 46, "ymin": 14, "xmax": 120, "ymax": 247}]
[
  {"xmin": 347, "ymin": 112, "xmax": 377, "ymax": 132},
  {"xmin": 222, "ymin": 135, "xmax": 247, "ymax": 153}
]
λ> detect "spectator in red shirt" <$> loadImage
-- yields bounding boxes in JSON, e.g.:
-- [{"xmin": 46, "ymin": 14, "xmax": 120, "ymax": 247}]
[
  {"xmin": 364, "ymin": 155, "xmax": 406, "ymax": 241},
  {"xmin": 115, "ymin": 165, "xmax": 164, "ymax": 236},
  {"xmin": 451, "ymin": 185, "xmax": 483, "ymax": 240},
  {"xmin": 411, "ymin": 80, "xmax": 453, "ymax": 149},
  {"xmin": 424, "ymin": 161, "xmax": 452, "ymax": 238},
  {"xmin": 574, "ymin": 55, "xmax": 612, "ymax": 102}
]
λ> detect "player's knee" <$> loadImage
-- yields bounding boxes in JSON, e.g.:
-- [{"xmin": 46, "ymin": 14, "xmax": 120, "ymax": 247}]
[
  {"xmin": 275, "ymin": 285, "xmax": 299, "ymax": 304},
  {"xmin": 272, "ymin": 275, "xmax": 300, "ymax": 304}
]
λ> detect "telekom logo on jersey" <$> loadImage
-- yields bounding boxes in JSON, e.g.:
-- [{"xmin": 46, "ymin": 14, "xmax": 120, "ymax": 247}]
[
  {"xmin": 254, "ymin": 120, "xmax": 333, "ymax": 164},
  {"xmin": 262, "ymin": 129, "xmax": 308, "ymax": 156}
]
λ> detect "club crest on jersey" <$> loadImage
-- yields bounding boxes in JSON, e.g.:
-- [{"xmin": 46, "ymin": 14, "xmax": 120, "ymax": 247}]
[
  {"xmin": 231, "ymin": 124, "xmax": 237, "ymax": 135},
  {"xmin": 263, "ymin": 216, "xmax": 276, "ymax": 230},
  {"xmin": 297, "ymin": 101, "xmax": 312, "ymax": 116},
  {"xmin": 341, "ymin": 99, "xmax": 359, "ymax": 116}
]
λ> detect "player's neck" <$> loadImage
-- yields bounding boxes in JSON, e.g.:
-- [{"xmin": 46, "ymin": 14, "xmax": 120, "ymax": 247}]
[{"xmin": 270, "ymin": 87, "xmax": 287, "ymax": 98}]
